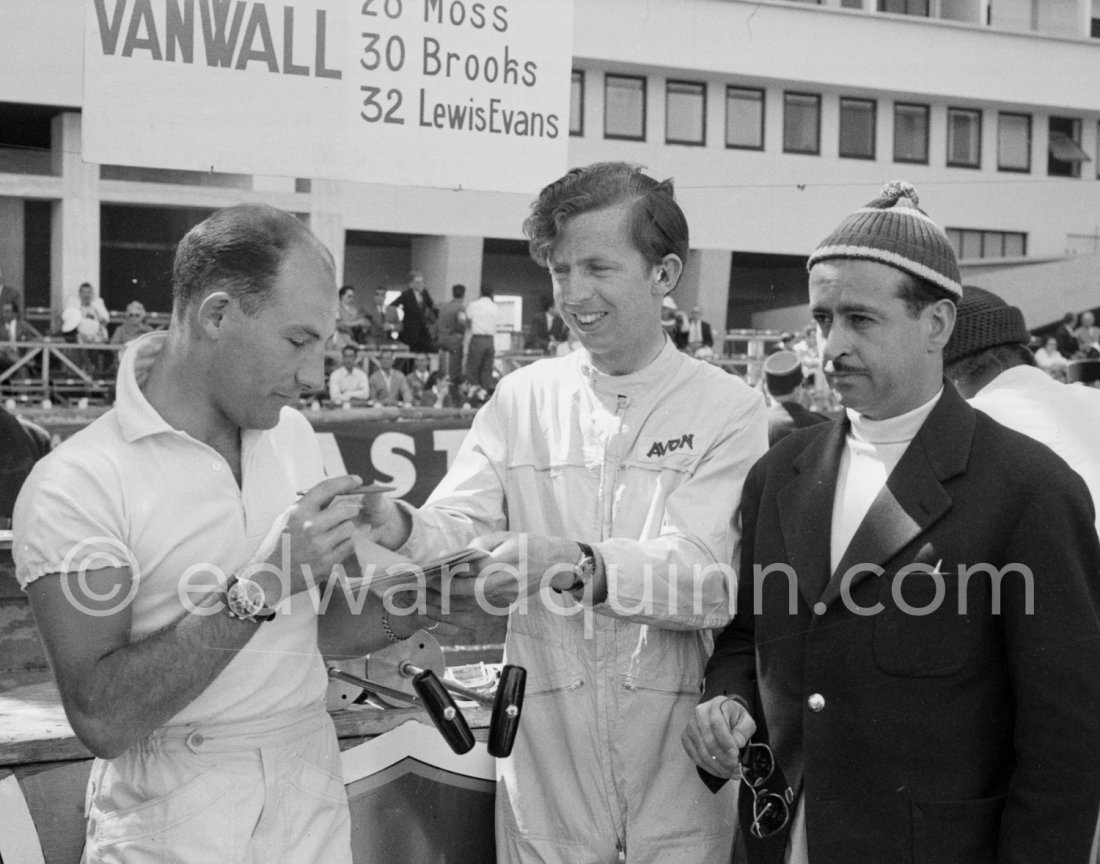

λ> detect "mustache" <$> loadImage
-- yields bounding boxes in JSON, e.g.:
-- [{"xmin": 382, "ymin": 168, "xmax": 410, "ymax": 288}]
[{"xmin": 825, "ymin": 360, "xmax": 864, "ymax": 375}]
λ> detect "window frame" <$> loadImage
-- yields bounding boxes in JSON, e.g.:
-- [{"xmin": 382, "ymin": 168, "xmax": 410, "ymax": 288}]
[
  {"xmin": 946, "ymin": 107, "xmax": 982, "ymax": 169},
  {"xmin": 569, "ymin": 70, "xmax": 585, "ymax": 137},
  {"xmin": 783, "ymin": 91, "xmax": 821, "ymax": 156},
  {"xmin": 603, "ymin": 74, "xmax": 647, "ymax": 142},
  {"xmin": 893, "ymin": 102, "xmax": 930, "ymax": 165},
  {"xmin": 877, "ymin": 0, "xmax": 929, "ymax": 14},
  {"xmin": 946, "ymin": 227, "xmax": 1028, "ymax": 260},
  {"xmin": 725, "ymin": 85, "xmax": 766, "ymax": 151},
  {"xmin": 838, "ymin": 97, "xmax": 877, "ymax": 160},
  {"xmin": 997, "ymin": 112, "xmax": 1031, "ymax": 173},
  {"xmin": 665, "ymin": 79, "xmax": 707, "ymax": 146},
  {"xmin": 1048, "ymin": 115, "xmax": 1084, "ymax": 179}
]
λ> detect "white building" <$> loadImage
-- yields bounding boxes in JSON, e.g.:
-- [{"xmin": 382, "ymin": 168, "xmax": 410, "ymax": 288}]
[{"xmin": 1, "ymin": 0, "xmax": 1098, "ymax": 338}]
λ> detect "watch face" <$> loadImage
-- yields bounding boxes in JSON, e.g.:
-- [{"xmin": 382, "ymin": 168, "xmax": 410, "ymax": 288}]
[{"xmin": 228, "ymin": 578, "xmax": 265, "ymax": 617}]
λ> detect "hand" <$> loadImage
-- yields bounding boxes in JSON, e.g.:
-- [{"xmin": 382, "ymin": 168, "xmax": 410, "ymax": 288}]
[
  {"xmin": 445, "ymin": 532, "xmax": 580, "ymax": 609},
  {"xmin": 355, "ymin": 490, "xmax": 411, "ymax": 550},
  {"xmin": 247, "ymin": 475, "xmax": 364, "ymax": 602},
  {"xmin": 682, "ymin": 695, "xmax": 758, "ymax": 778}
]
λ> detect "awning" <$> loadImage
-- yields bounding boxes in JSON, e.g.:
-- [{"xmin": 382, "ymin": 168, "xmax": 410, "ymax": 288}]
[{"xmin": 1049, "ymin": 133, "xmax": 1092, "ymax": 163}]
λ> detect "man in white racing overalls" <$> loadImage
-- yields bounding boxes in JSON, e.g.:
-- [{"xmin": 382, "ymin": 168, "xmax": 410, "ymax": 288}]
[{"xmin": 362, "ymin": 162, "xmax": 768, "ymax": 863}]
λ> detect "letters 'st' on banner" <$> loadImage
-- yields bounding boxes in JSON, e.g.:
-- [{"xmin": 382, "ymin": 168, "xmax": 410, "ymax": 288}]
[{"xmin": 83, "ymin": 0, "xmax": 574, "ymax": 194}]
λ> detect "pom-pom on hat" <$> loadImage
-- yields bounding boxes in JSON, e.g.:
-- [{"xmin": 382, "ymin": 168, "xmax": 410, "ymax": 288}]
[
  {"xmin": 943, "ymin": 285, "xmax": 1031, "ymax": 364},
  {"xmin": 807, "ymin": 180, "xmax": 962, "ymax": 299}
]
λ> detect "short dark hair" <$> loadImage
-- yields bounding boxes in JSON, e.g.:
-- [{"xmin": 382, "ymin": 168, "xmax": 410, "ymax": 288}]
[
  {"xmin": 452, "ymin": 284, "xmax": 466, "ymax": 299},
  {"xmin": 480, "ymin": 284, "xmax": 495, "ymax": 299},
  {"xmin": 339, "ymin": 285, "xmax": 356, "ymax": 299},
  {"xmin": 523, "ymin": 162, "xmax": 689, "ymax": 268},
  {"xmin": 172, "ymin": 203, "xmax": 332, "ymax": 316},
  {"xmin": 896, "ymin": 272, "xmax": 957, "ymax": 318},
  {"xmin": 341, "ymin": 345, "xmax": 358, "ymax": 358}
]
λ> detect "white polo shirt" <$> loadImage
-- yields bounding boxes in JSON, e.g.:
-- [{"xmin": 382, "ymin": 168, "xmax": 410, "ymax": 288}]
[
  {"xmin": 466, "ymin": 296, "xmax": 498, "ymax": 336},
  {"xmin": 13, "ymin": 331, "xmax": 329, "ymax": 725}
]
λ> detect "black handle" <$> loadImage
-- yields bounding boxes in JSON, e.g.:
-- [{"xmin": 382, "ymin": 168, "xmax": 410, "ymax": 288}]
[
  {"xmin": 412, "ymin": 669, "xmax": 475, "ymax": 755},
  {"xmin": 487, "ymin": 664, "xmax": 526, "ymax": 758}
]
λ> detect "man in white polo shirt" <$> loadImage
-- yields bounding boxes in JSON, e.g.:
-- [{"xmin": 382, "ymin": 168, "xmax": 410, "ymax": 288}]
[
  {"xmin": 464, "ymin": 282, "xmax": 499, "ymax": 393},
  {"xmin": 13, "ymin": 204, "xmax": 435, "ymax": 863}
]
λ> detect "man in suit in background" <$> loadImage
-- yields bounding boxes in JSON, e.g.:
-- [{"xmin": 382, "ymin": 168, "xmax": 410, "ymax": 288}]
[
  {"xmin": 683, "ymin": 182, "xmax": 1100, "ymax": 864},
  {"xmin": 526, "ymin": 294, "xmax": 568, "ymax": 354},
  {"xmin": 762, "ymin": 350, "xmax": 828, "ymax": 446},
  {"xmin": 680, "ymin": 305, "xmax": 714, "ymax": 356},
  {"xmin": 1054, "ymin": 311, "xmax": 1079, "ymax": 358},
  {"xmin": 391, "ymin": 270, "xmax": 437, "ymax": 357}
]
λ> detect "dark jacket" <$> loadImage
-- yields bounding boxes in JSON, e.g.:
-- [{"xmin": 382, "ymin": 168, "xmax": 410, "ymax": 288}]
[
  {"xmin": 391, "ymin": 288, "xmax": 437, "ymax": 353},
  {"xmin": 766, "ymin": 400, "xmax": 829, "ymax": 446},
  {"xmin": 704, "ymin": 384, "xmax": 1100, "ymax": 864},
  {"xmin": 527, "ymin": 310, "xmax": 568, "ymax": 352}
]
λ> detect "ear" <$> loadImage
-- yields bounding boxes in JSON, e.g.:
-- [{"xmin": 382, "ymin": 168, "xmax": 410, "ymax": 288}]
[
  {"xmin": 926, "ymin": 298, "xmax": 957, "ymax": 353},
  {"xmin": 652, "ymin": 254, "xmax": 684, "ymax": 296},
  {"xmin": 196, "ymin": 291, "xmax": 233, "ymax": 340}
]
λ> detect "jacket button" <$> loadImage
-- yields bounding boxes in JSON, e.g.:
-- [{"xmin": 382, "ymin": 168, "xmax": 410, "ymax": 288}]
[{"xmin": 807, "ymin": 693, "xmax": 825, "ymax": 712}]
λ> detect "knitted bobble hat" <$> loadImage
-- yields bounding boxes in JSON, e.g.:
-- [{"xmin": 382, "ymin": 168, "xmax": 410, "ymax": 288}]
[
  {"xmin": 807, "ymin": 180, "xmax": 962, "ymax": 298},
  {"xmin": 943, "ymin": 284, "xmax": 1031, "ymax": 364}
]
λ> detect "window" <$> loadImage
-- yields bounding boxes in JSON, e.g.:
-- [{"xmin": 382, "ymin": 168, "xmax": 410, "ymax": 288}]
[
  {"xmin": 570, "ymin": 70, "xmax": 584, "ymax": 136},
  {"xmin": 878, "ymin": 0, "xmax": 929, "ymax": 14},
  {"xmin": 783, "ymin": 92, "xmax": 820, "ymax": 155},
  {"xmin": 893, "ymin": 103, "xmax": 929, "ymax": 164},
  {"xmin": 997, "ymin": 112, "xmax": 1031, "ymax": 172},
  {"xmin": 604, "ymin": 75, "xmax": 646, "ymax": 141},
  {"xmin": 841, "ymin": 0, "xmax": 864, "ymax": 6},
  {"xmin": 726, "ymin": 87, "xmax": 765, "ymax": 150},
  {"xmin": 946, "ymin": 228, "xmax": 1027, "ymax": 260},
  {"xmin": 839, "ymin": 98, "xmax": 876, "ymax": 159},
  {"xmin": 1048, "ymin": 116, "xmax": 1089, "ymax": 178},
  {"xmin": 947, "ymin": 108, "xmax": 981, "ymax": 168},
  {"xmin": 666, "ymin": 81, "xmax": 706, "ymax": 146}
]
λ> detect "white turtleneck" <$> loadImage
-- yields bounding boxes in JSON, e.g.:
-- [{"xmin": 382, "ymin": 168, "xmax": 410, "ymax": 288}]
[{"xmin": 828, "ymin": 389, "xmax": 942, "ymax": 574}]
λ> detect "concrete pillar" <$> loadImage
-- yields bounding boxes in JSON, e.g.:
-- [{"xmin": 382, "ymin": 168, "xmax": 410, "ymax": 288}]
[
  {"xmin": 309, "ymin": 179, "xmax": 346, "ymax": 287},
  {"xmin": 679, "ymin": 247, "xmax": 732, "ymax": 338},
  {"xmin": 0, "ymin": 197, "xmax": 26, "ymax": 306},
  {"xmin": 410, "ymin": 235, "xmax": 484, "ymax": 304},
  {"xmin": 50, "ymin": 112, "xmax": 100, "ymax": 316}
]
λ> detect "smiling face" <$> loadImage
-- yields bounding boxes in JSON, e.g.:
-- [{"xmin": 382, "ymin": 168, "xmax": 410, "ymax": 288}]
[
  {"xmin": 548, "ymin": 203, "xmax": 674, "ymax": 376},
  {"xmin": 209, "ymin": 241, "xmax": 337, "ymax": 430},
  {"xmin": 809, "ymin": 259, "xmax": 954, "ymax": 420}
]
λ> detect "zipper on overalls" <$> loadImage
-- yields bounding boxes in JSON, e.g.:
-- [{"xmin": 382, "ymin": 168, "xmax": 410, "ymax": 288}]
[{"xmin": 611, "ymin": 392, "xmax": 630, "ymax": 864}]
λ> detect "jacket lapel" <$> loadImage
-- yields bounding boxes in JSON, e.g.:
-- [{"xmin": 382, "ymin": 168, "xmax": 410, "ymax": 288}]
[
  {"xmin": 817, "ymin": 384, "xmax": 974, "ymax": 610},
  {"xmin": 777, "ymin": 421, "xmax": 846, "ymax": 611}
]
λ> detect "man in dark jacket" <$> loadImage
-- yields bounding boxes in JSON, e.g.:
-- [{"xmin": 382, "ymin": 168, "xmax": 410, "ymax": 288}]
[
  {"xmin": 683, "ymin": 182, "xmax": 1100, "ymax": 864},
  {"xmin": 391, "ymin": 270, "xmax": 437, "ymax": 355}
]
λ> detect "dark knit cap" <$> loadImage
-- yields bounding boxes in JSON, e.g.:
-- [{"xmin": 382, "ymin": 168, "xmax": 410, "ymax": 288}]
[
  {"xmin": 944, "ymin": 285, "xmax": 1031, "ymax": 363},
  {"xmin": 807, "ymin": 181, "xmax": 962, "ymax": 298}
]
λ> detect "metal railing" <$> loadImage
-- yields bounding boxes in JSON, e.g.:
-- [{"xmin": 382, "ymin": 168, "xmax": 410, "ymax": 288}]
[{"xmin": 0, "ymin": 341, "xmax": 121, "ymax": 406}]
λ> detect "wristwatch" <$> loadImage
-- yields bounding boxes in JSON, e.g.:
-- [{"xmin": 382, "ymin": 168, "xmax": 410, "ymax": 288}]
[
  {"xmin": 224, "ymin": 574, "xmax": 276, "ymax": 624},
  {"xmin": 562, "ymin": 543, "xmax": 596, "ymax": 599}
]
